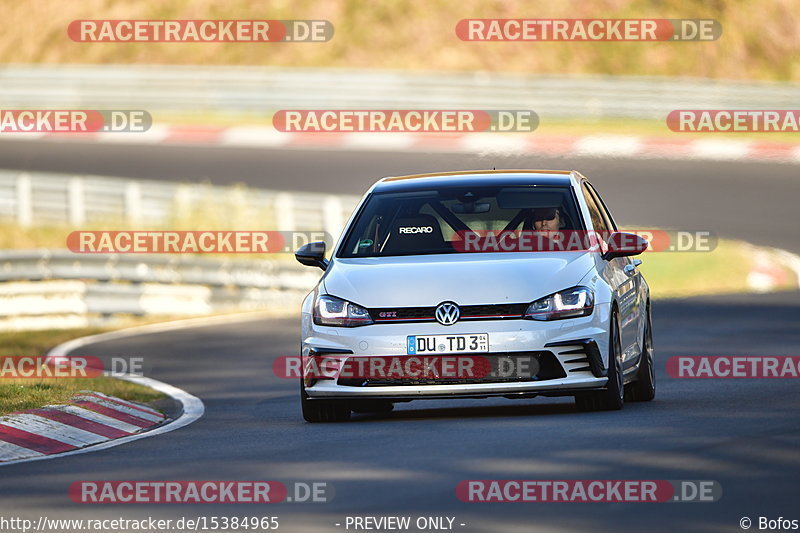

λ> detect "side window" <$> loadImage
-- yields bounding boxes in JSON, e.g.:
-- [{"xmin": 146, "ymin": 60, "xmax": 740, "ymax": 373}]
[
  {"xmin": 581, "ymin": 183, "xmax": 610, "ymax": 233},
  {"xmin": 586, "ymin": 183, "xmax": 618, "ymax": 231}
]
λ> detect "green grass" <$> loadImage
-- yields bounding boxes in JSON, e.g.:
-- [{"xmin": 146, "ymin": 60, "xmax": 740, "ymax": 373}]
[
  {"xmin": 0, "ymin": 378, "xmax": 165, "ymax": 416},
  {"xmin": 638, "ymin": 239, "xmax": 795, "ymax": 299},
  {"xmin": 0, "ymin": 328, "xmax": 165, "ymax": 415}
]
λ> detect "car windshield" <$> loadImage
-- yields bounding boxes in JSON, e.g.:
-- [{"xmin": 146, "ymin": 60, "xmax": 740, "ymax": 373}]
[{"xmin": 338, "ymin": 185, "xmax": 584, "ymax": 258}]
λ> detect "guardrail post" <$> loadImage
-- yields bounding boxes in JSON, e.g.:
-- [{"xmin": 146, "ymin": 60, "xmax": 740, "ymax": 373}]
[
  {"xmin": 125, "ymin": 181, "xmax": 142, "ymax": 226},
  {"xmin": 16, "ymin": 173, "xmax": 33, "ymax": 227},
  {"xmin": 68, "ymin": 176, "xmax": 85, "ymax": 226},
  {"xmin": 274, "ymin": 192, "xmax": 295, "ymax": 231}
]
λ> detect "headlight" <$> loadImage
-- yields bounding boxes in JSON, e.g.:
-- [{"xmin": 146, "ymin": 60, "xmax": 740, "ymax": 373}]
[
  {"xmin": 314, "ymin": 295, "xmax": 374, "ymax": 327},
  {"xmin": 525, "ymin": 287, "xmax": 594, "ymax": 321}
]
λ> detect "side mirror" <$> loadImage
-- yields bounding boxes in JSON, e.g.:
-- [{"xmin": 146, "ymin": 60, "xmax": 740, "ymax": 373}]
[
  {"xmin": 295, "ymin": 241, "xmax": 329, "ymax": 270},
  {"xmin": 602, "ymin": 232, "xmax": 649, "ymax": 260}
]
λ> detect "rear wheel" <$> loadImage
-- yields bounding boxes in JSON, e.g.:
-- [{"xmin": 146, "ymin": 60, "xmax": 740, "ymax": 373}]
[
  {"xmin": 300, "ymin": 381, "xmax": 351, "ymax": 423},
  {"xmin": 575, "ymin": 309, "xmax": 624, "ymax": 412},
  {"xmin": 626, "ymin": 306, "xmax": 655, "ymax": 402}
]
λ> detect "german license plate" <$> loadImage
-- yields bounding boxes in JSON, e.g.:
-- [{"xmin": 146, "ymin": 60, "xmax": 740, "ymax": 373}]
[{"xmin": 407, "ymin": 334, "xmax": 489, "ymax": 355}]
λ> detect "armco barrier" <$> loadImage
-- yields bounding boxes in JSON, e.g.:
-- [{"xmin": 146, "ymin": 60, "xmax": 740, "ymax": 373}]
[
  {"xmin": 1, "ymin": 65, "xmax": 799, "ymax": 120},
  {"xmin": 0, "ymin": 170, "xmax": 361, "ymax": 234},
  {"xmin": 0, "ymin": 171, "xmax": 361, "ymax": 330},
  {"xmin": 0, "ymin": 250, "xmax": 322, "ymax": 330}
]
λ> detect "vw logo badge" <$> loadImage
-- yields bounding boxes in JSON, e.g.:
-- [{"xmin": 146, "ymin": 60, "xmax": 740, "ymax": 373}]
[{"xmin": 435, "ymin": 302, "xmax": 460, "ymax": 326}]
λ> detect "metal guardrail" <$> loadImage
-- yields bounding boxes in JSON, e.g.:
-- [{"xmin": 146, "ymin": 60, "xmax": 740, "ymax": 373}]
[
  {"xmin": 1, "ymin": 65, "xmax": 799, "ymax": 119},
  {"xmin": 0, "ymin": 250, "xmax": 322, "ymax": 330},
  {"xmin": 0, "ymin": 170, "xmax": 361, "ymax": 234},
  {"xmin": 0, "ymin": 170, "xmax": 362, "ymax": 330}
]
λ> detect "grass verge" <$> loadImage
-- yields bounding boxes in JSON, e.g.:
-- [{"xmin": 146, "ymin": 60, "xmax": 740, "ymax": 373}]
[
  {"xmin": 0, "ymin": 327, "xmax": 165, "ymax": 416},
  {"xmin": 638, "ymin": 239, "xmax": 796, "ymax": 299}
]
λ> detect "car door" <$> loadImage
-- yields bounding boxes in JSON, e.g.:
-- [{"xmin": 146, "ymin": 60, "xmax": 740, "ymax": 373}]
[{"xmin": 581, "ymin": 182, "xmax": 642, "ymax": 368}]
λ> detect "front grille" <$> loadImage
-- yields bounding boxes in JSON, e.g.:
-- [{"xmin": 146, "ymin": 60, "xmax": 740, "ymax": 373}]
[
  {"xmin": 369, "ymin": 303, "xmax": 529, "ymax": 324},
  {"xmin": 337, "ymin": 351, "xmax": 565, "ymax": 387}
]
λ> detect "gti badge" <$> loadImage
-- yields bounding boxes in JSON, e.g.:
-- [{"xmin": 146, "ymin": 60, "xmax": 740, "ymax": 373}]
[{"xmin": 435, "ymin": 302, "xmax": 460, "ymax": 326}]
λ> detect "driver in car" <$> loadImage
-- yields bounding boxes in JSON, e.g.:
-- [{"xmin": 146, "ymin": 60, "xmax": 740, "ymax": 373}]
[{"xmin": 532, "ymin": 207, "xmax": 563, "ymax": 231}]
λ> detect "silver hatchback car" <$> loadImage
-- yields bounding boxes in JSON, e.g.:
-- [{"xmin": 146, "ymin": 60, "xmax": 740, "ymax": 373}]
[{"xmin": 295, "ymin": 170, "xmax": 655, "ymax": 422}]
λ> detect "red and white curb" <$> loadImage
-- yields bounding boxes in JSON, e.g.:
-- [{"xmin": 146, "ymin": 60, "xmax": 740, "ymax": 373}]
[
  {"xmin": 3, "ymin": 127, "xmax": 800, "ymax": 164},
  {"xmin": 0, "ymin": 317, "xmax": 219, "ymax": 466},
  {"xmin": 0, "ymin": 392, "xmax": 165, "ymax": 462},
  {"xmin": 747, "ymin": 246, "xmax": 800, "ymax": 293}
]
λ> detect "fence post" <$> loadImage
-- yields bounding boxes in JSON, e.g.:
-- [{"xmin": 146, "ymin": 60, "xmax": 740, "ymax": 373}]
[
  {"xmin": 16, "ymin": 173, "xmax": 32, "ymax": 227},
  {"xmin": 68, "ymin": 176, "xmax": 85, "ymax": 226}
]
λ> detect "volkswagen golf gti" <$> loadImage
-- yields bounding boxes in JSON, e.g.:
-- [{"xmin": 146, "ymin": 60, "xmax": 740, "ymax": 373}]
[{"xmin": 295, "ymin": 170, "xmax": 655, "ymax": 422}]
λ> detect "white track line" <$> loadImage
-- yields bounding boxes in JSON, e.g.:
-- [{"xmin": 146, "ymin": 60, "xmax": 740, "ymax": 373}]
[{"xmin": 46, "ymin": 311, "xmax": 273, "ymax": 363}]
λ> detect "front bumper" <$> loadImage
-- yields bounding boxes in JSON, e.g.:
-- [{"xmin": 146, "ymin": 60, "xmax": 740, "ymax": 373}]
[
  {"xmin": 301, "ymin": 305, "xmax": 611, "ymax": 400},
  {"xmin": 307, "ymin": 375, "xmax": 608, "ymax": 399}
]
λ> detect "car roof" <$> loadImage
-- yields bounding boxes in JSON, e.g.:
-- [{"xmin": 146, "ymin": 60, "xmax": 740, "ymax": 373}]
[{"xmin": 372, "ymin": 170, "xmax": 580, "ymax": 193}]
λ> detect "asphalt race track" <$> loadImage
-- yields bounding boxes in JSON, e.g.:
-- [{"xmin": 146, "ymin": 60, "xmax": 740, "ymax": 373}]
[{"xmin": 1, "ymin": 142, "xmax": 799, "ymax": 532}]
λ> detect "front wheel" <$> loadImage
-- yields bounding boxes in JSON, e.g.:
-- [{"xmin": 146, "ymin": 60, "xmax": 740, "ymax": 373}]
[
  {"xmin": 575, "ymin": 309, "xmax": 624, "ymax": 412},
  {"xmin": 300, "ymin": 381, "xmax": 351, "ymax": 422},
  {"xmin": 626, "ymin": 306, "xmax": 655, "ymax": 402}
]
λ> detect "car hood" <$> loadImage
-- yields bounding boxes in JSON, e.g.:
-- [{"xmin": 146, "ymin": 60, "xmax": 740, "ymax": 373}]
[{"xmin": 322, "ymin": 252, "xmax": 597, "ymax": 308}]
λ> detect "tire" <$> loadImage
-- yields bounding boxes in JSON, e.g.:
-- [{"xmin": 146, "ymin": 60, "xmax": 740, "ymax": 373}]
[
  {"xmin": 626, "ymin": 305, "xmax": 655, "ymax": 402},
  {"xmin": 575, "ymin": 309, "xmax": 624, "ymax": 412},
  {"xmin": 300, "ymin": 380, "xmax": 351, "ymax": 423}
]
